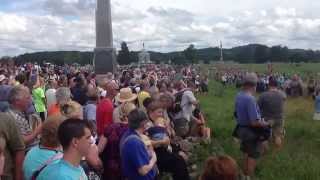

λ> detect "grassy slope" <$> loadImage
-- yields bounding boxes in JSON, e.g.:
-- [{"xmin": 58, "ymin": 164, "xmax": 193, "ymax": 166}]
[{"xmin": 196, "ymin": 81, "xmax": 320, "ymax": 180}]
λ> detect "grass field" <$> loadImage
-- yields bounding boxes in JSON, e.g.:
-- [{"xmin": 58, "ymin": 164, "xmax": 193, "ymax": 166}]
[
  {"xmin": 207, "ymin": 63, "xmax": 320, "ymax": 80},
  {"xmin": 194, "ymin": 81, "xmax": 320, "ymax": 180}
]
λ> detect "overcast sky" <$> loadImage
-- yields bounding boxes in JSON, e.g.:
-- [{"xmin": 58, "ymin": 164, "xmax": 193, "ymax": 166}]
[{"xmin": 1, "ymin": 0, "xmax": 320, "ymax": 56}]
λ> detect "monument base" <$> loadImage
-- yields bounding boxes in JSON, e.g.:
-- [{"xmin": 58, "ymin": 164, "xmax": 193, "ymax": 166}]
[{"xmin": 93, "ymin": 47, "xmax": 117, "ymax": 74}]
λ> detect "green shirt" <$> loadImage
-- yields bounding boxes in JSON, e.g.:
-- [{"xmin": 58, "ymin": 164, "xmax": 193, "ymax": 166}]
[{"xmin": 32, "ymin": 87, "xmax": 46, "ymax": 113}]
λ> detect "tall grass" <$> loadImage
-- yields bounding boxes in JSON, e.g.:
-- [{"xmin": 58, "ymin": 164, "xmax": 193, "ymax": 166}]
[{"xmin": 196, "ymin": 81, "xmax": 320, "ymax": 180}]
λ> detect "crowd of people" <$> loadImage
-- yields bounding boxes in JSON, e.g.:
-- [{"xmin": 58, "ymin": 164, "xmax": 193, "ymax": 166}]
[
  {"xmin": 2, "ymin": 61, "xmax": 319, "ymax": 180},
  {"xmin": 218, "ymin": 69, "xmax": 320, "ymax": 97},
  {"xmin": 0, "ymin": 62, "xmax": 232, "ymax": 180}
]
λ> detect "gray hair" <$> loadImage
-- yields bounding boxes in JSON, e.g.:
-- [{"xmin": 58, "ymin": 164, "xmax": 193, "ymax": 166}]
[
  {"xmin": 56, "ymin": 87, "xmax": 71, "ymax": 105},
  {"xmin": 8, "ymin": 85, "xmax": 29, "ymax": 104}
]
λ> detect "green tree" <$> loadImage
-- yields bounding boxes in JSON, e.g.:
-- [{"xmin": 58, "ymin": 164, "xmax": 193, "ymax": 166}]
[
  {"xmin": 254, "ymin": 45, "xmax": 270, "ymax": 63},
  {"xmin": 117, "ymin": 41, "xmax": 131, "ymax": 65},
  {"xmin": 270, "ymin": 45, "xmax": 282, "ymax": 62},
  {"xmin": 183, "ymin": 44, "xmax": 197, "ymax": 64},
  {"xmin": 171, "ymin": 53, "xmax": 187, "ymax": 65}
]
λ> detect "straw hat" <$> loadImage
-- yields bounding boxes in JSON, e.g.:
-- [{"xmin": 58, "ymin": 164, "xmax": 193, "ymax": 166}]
[{"xmin": 116, "ymin": 88, "xmax": 137, "ymax": 103}]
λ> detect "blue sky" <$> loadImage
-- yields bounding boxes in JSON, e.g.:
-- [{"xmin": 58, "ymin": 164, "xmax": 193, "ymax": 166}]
[{"xmin": 1, "ymin": 0, "xmax": 320, "ymax": 56}]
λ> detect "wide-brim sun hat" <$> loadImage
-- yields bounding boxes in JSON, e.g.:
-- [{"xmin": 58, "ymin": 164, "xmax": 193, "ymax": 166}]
[{"xmin": 115, "ymin": 87, "xmax": 137, "ymax": 103}]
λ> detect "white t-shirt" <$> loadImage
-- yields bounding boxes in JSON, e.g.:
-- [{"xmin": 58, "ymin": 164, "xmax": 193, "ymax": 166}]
[
  {"xmin": 173, "ymin": 90, "xmax": 197, "ymax": 122},
  {"xmin": 45, "ymin": 88, "xmax": 57, "ymax": 108}
]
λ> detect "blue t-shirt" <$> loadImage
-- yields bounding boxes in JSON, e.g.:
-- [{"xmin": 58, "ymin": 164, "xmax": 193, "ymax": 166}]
[
  {"xmin": 37, "ymin": 159, "xmax": 88, "ymax": 180},
  {"xmin": 23, "ymin": 146, "xmax": 62, "ymax": 180},
  {"xmin": 235, "ymin": 91, "xmax": 261, "ymax": 126},
  {"xmin": 120, "ymin": 129, "xmax": 157, "ymax": 180},
  {"xmin": 83, "ymin": 102, "xmax": 97, "ymax": 121},
  {"xmin": 315, "ymin": 96, "xmax": 320, "ymax": 113}
]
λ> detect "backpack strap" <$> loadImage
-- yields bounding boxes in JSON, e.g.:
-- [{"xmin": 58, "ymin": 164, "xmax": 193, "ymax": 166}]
[{"xmin": 31, "ymin": 153, "xmax": 63, "ymax": 180}]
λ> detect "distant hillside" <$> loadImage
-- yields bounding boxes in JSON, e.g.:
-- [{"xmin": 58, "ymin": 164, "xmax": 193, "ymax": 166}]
[{"xmin": 6, "ymin": 44, "xmax": 320, "ymax": 65}]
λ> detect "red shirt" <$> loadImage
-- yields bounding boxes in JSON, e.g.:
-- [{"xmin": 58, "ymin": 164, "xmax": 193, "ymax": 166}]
[{"xmin": 96, "ymin": 98, "xmax": 114, "ymax": 136}]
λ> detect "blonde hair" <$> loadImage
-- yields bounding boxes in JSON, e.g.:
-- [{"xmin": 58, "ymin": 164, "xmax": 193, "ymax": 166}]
[
  {"xmin": 154, "ymin": 117, "xmax": 166, "ymax": 127},
  {"xmin": 60, "ymin": 101, "xmax": 83, "ymax": 119},
  {"xmin": 40, "ymin": 115, "xmax": 64, "ymax": 147}
]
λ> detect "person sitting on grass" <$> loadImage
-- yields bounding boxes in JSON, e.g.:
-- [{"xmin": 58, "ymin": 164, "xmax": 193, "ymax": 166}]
[
  {"xmin": 120, "ymin": 109, "xmax": 157, "ymax": 180},
  {"xmin": 146, "ymin": 101, "xmax": 190, "ymax": 180}
]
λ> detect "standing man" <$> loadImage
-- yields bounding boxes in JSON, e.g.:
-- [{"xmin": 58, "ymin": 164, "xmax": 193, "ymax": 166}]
[
  {"xmin": 0, "ymin": 112, "xmax": 25, "ymax": 180},
  {"xmin": 7, "ymin": 85, "xmax": 42, "ymax": 151},
  {"xmin": 234, "ymin": 73, "xmax": 269, "ymax": 179},
  {"xmin": 37, "ymin": 119, "xmax": 92, "ymax": 180},
  {"xmin": 258, "ymin": 77, "xmax": 286, "ymax": 151}
]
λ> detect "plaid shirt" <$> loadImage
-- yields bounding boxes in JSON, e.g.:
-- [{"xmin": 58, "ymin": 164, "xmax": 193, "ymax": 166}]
[{"xmin": 7, "ymin": 108, "xmax": 39, "ymax": 150}]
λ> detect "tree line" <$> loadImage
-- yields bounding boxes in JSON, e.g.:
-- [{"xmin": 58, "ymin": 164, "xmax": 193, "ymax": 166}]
[{"xmin": 3, "ymin": 43, "xmax": 320, "ymax": 65}]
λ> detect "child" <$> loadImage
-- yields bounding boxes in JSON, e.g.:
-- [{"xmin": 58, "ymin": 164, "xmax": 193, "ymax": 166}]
[{"xmin": 147, "ymin": 117, "xmax": 173, "ymax": 153}]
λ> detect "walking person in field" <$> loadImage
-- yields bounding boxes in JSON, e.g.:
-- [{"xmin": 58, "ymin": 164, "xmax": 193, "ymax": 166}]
[
  {"xmin": 233, "ymin": 73, "xmax": 270, "ymax": 179},
  {"xmin": 258, "ymin": 77, "xmax": 286, "ymax": 151}
]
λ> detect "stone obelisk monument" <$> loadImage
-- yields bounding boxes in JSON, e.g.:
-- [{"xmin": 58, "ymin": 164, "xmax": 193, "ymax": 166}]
[{"xmin": 93, "ymin": 0, "xmax": 116, "ymax": 74}]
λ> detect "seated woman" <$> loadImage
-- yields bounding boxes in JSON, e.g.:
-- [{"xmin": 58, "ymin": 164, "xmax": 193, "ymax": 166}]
[
  {"xmin": 158, "ymin": 94, "xmax": 176, "ymax": 137},
  {"xmin": 23, "ymin": 115, "xmax": 63, "ymax": 180},
  {"xmin": 98, "ymin": 102, "xmax": 136, "ymax": 180},
  {"xmin": 146, "ymin": 101, "xmax": 190, "ymax": 180},
  {"xmin": 200, "ymin": 155, "xmax": 238, "ymax": 180}
]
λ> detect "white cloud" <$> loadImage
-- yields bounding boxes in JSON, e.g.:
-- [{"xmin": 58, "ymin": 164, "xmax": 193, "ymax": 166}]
[
  {"xmin": 2, "ymin": 1, "xmax": 320, "ymax": 56},
  {"xmin": 275, "ymin": 7, "xmax": 297, "ymax": 17}
]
